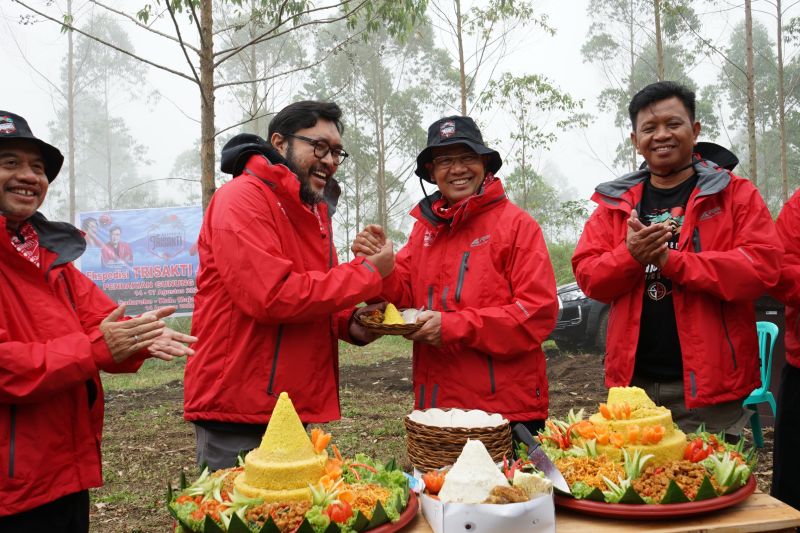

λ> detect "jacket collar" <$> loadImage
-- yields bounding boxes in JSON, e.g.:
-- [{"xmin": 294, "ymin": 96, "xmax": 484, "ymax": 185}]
[
  {"xmin": 243, "ymin": 154, "xmax": 341, "ymax": 218},
  {"xmin": 413, "ymin": 175, "xmax": 507, "ymax": 228},
  {"xmin": 593, "ymin": 155, "xmax": 733, "ymax": 206},
  {"xmin": 2, "ymin": 212, "xmax": 86, "ymax": 268}
]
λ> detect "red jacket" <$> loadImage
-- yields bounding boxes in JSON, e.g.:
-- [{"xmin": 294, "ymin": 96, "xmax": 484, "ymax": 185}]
[
  {"xmin": 380, "ymin": 179, "xmax": 558, "ymax": 421},
  {"xmin": 184, "ymin": 156, "xmax": 382, "ymax": 425},
  {"xmin": 771, "ymin": 188, "xmax": 800, "ymax": 369},
  {"xmin": 572, "ymin": 160, "xmax": 783, "ymax": 407},
  {"xmin": 0, "ymin": 213, "xmax": 144, "ymax": 516}
]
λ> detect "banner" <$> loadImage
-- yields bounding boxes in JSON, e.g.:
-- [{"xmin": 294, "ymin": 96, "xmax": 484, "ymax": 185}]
[{"xmin": 76, "ymin": 206, "xmax": 203, "ymax": 316}]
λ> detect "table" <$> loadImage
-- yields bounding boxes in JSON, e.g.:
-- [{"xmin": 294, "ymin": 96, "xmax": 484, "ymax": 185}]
[{"xmin": 402, "ymin": 492, "xmax": 800, "ymax": 532}]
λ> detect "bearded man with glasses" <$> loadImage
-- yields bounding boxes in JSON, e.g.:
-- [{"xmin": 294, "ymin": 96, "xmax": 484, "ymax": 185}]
[
  {"xmin": 351, "ymin": 116, "xmax": 559, "ymax": 437},
  {"xmin": 185, "ymin": 101, "xmax": 394, "ymax": 470}
]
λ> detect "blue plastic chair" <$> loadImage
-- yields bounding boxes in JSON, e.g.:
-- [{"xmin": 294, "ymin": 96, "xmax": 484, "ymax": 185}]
[{"xmin": 743, "ymin": 321, "xmax": 779, "ymax": 448}]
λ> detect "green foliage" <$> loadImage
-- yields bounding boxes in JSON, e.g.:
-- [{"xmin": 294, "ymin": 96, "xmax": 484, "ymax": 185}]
[
  {"xmin": 582, "ymin": 0, "xmax": 718, "ymax": 173},
  {"xmin": 547, "ymin": 241, "xmax": 578, "ymax": 285},
  {"xmin": 717, "ymin": 18, "xmax": 800, "ymax": 212}
]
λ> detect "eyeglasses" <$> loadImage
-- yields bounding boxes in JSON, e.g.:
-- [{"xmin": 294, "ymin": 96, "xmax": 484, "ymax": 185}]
[
  {"xmin": 431, "ymin": 153, "xmax": 481, "ymax": 169},
  {"xmin": 284, "ymin": 133, "xmax": 349, "ymax": 165}
]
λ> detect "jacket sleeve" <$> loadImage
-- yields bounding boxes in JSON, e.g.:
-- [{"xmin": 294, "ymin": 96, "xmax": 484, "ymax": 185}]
[
  {"xmin": 440, "ymin": 216, "xmax": 559, "ymax": 359},
  {"xmin": 0, "ymin": 268, "xmax": 142, "ymax": 404},
  {"xmin": 660, "ymin": 182, "xmax": 783, "ymax": 301},
  {"xmin": 64, "ymin": 265, "xmax": 147, "ymax": 373},
  {"xmin": 572, "ymin": 204, "xmax": 643, "ymax": 303},
  {"xmin": 209, "ymin": 173, "xmax": 383, "ymax": 325},
  {"xmin": 379, "ymin": 225, "xmax": 420, "ymax": 308},
  {"xmin": 769, "ymin": 189, "xmax": 800, "ymax": 305}
]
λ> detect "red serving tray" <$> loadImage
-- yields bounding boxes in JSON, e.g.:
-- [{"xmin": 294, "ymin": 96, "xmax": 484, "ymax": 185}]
[{"xmin": 554, "ymin": 475, "xmax": 756, "ymax": 520}]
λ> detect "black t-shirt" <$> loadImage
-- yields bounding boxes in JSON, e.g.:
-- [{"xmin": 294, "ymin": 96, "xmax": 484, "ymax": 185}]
[{"xmin": 634, "ymin": 174, "xmax": 698, "ymax": 380}]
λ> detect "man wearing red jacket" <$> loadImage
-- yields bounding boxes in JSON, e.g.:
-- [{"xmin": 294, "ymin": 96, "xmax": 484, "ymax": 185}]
[
  {"xmin": 572, "ymin": 82, "xmax": 782, "ymax": 436},
  {"xmin": 0, "ymin": 111, "xmax": 196, "ymax": 532},
  {"xmin": 352, "ymin": 116, "xmax": 558, "ymax": 433},
  {"xmin": 770, "ymin": 188, "xmax": 800, "ymax": 510},
  {"xmin": 184, "ymin": 101, "xmax": 394, "ymax": 470}
]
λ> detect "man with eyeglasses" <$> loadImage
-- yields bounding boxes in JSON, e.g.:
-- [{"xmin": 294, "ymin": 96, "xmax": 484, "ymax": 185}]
[
  {"xmin": 185, "ymin": 101, "xmax": 394, "ymax": 470},
  {"xmin": 352, "ymin": 116, "xmax": 558, "ymax": 437}
]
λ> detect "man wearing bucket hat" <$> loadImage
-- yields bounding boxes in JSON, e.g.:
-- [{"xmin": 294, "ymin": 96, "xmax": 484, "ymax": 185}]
[
  {"xmin": 0, "ymin": 111, "xmax": 196, "ymax": 532},
  {"xmin": 572, "ymin": 81, "xmax": 782, "ymax": 436},
  {"xmin": 352, "ymin": 115, "xmax": 559, "ymax": 433}
]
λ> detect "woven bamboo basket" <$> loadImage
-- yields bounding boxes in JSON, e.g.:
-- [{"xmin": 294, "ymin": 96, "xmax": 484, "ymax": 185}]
[
  {"xmin": 355, "ymin": 309, "xmax": 422, "ymax": 335},
  {"xmin": 404, "ymin": 410, "xmax": 512, "ymax": 472}
]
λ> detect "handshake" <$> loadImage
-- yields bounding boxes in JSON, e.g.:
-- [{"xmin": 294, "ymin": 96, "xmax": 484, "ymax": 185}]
[{"xmin": 351, "ymin": 224, "xmax": 394, "ymax": 278}]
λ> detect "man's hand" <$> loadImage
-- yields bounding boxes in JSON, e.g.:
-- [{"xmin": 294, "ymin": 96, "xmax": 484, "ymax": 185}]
[
  {"xmin": 348, "ymin": 302, "xmax": 388, "ymax": 344},
  {"xmin": 352, "ymin": 224, "xmax": 387, "ymax": 256},
  {"xmin": 100, "ymin": 304, "xmax": 171, "ymax": 363},
  {"xmin": 406, "ymin": 310, "xmax": 442, "ymax": 346},
  {"xmin": 626, "ymin": 209, "xmax": 671, "ymax": 267},
  {"xmin": 147, "ymin": 328, "xmax": 197, "ymax": 360},
  {"xmin": 366, "ymin": 240, "xmax": 394, "ymax": 278}
]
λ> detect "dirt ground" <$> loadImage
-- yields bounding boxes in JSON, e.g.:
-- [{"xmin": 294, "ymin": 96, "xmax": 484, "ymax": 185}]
[{"xmin": 90, "ymin": 349, "xmax": 774, "ymax": 532}]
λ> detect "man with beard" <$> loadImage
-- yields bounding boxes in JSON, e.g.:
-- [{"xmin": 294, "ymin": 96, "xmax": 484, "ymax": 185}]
[{"xmin": 184, "ymin": 101, "xmax": 394, "ymax": 469}]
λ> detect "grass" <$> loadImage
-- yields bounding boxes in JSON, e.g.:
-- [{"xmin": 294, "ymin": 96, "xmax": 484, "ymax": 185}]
[
  {"xmin": 339, "ymin": 335, "xmax": 412, "ymax": 365},
  {"xmin": 100, "ymin": 335, "xmax": 411, "ymax": 393},
  {"xmin": 102, "ymin": 358, "xmax": 186, "ymax": 392}
]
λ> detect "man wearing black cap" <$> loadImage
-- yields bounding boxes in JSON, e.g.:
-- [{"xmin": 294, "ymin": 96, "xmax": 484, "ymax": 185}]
[
  {"xmin": 184, "ymin": 101, "xmax": 394, "ymax": 470},
  {"xmin": 353, "ymin": 115, "xmax": 558, "ymax": 434},
  {"xmin": 572, "ymin": 81, "xmax": 783, "ymax": 435},
  {"xmin": 0, "ymin": 111, "xmax": 196, "ymax": 532}
]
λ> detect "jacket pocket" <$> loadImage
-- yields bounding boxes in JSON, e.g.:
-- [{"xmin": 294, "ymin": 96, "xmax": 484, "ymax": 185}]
[
  {"xmin": 455, "ymin": 252, "xmax": 470, "ymax": 303},
  {"xmin": 266, "ymin": 325, "xmax": 284, "ymax": 396}
]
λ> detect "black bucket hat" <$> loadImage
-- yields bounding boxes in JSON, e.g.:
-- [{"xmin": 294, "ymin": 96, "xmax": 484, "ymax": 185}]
[
  {"xmin": 415, "ymin": 116, "xmax": 502, "ymax": 183},
  {"xmin": 0, "ymin": 111, "xmax": 64, "ymax": 182}
]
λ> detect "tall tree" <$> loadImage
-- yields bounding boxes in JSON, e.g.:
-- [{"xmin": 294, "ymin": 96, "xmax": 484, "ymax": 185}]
[
  {"xmin": 582, "ymin": 0, "xmax": 713, "ymax": 173},
  {"xmin": 479, "ymin": 72, "xmax": 587, "ymax": 215},
  {"xmin": 307, "ymin": 16, "xmax": 454, "ymax": 239},
  {"xmin": 429, "ymin": 0, "xmax": 550, "ymax": 115},
  {"xmin": 745, "ymin": 0, "xmax": 758, "ymax": 186},
  {"xmin": 15, "ymin": 0, "xmax": 429, "ymax": 210}
]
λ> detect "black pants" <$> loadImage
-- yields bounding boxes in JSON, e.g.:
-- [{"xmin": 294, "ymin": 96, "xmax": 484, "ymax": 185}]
[
  {"xmin": 771, "ymin": 363, "xmax": 800, "ymax": 511},
  {"xmin": 0, "ymin": 490, "xmax": 89, "ymax": 533}
]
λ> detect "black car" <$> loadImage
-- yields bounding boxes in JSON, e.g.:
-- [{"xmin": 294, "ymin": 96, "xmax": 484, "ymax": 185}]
[{"xmin": 550, "ymin": 282, "xmax": 609, "ymax": 353}]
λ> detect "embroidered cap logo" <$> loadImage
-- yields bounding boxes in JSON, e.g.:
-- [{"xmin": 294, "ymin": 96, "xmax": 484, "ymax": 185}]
[
  {"xmin": 0, "ymin": 116, "xmax": 17, "ymax": 135},
  {"xmin": 439, "ymin": 120, "xmax": 456, "ymax": 139}
]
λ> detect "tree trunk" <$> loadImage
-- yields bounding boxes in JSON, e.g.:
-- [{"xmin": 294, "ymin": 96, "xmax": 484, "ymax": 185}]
[
  {"xmin": 654, "ymin": 0, "xmax": 664, "ymax": 80},
  {"xmin": 67, "ymin": 0, "xmax": 76, "ymax": 222},
  {"xmin": 745, "ymin": 0, "xmax": 758, "ymax": 186},
  {"xmin": 455, "ymin": 0, "xmax": 467, "ymax": 115},
  {"xmin": 104, "ymin": 77, "xmax": 112, "ymax": 209},
  {"xmin": 375, "ymin": 73, "xmax": 387, "ymax": 229},
  {"xmin": 777, "ymin": 0, "xmax": 788, "ymax": 205},
  {"xmin": 200, "ymin": 0, "xmax": 216, "ymax": 210},
  {"xmin": 629, "ymin": 0, "xmax": 637, "ymax": 171}
]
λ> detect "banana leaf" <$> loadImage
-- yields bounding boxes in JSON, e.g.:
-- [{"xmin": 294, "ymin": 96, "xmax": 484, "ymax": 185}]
[
  {"xmin": 256, "ymin": 518, "xmax": 281, "ymax": 533},
  {"xmin": 351, "ymin": 511, "xmax": 371, "ymax": 531},
  {"xmin": 693, "ymin": 476, "xmax": 718, "ymax": 502},
  {"xmin": 617, "ymin": 485, "xmax": 646, "ymax": 504},
  {"xmin": 660, "ymin": 479, "xmax": 690, "ymax": 504},
  {"xmin": 365, "ymin": 501, "xmax": 390, "ymax": 529},
  {"xmin": 202, "ymin": 516, "xmax": 225, "ymax": 533},
  {"xmin": 227, "ymin": 514, "xmax": 252, "ymax": 533}
]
